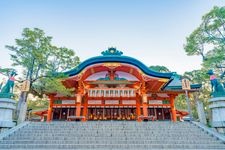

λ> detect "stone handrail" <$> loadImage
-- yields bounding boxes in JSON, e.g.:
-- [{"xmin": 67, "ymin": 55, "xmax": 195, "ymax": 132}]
[
  {"xmin": 0, "ymin": 121, "xmax": 30, "ymax": 140},
  {"xmin": 191, "ymin": 121, "xmax": 225, "ymax": 143}
]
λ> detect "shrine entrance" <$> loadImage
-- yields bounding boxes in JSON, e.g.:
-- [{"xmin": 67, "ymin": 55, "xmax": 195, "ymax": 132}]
[
  {"xmin": 52, "ymin": 107, "xmax": 171, "ymax": 121},
  {"xmin": 147, "ymin": 108, "xmax": 171, "ymax": 120},
  {"xmin": 87, "ymin": 107, "xmax": 137, "ymax": 120},
  {"xmin": 52, "ymin": 108, "xmax": 76, "ymax": 121}
]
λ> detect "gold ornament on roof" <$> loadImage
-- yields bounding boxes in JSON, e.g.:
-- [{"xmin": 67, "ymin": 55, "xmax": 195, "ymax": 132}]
[{"xmin": 103, "ymin": 63, "xmax": 121, "ymax": 70}]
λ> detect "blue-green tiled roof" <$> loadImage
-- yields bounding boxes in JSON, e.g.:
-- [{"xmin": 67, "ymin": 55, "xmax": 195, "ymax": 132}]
[
  {"xmin": 64, "ymin": 48, "xmax": 175, "ymax": 79},
  {"xmin": 63, "ymin": 48, "xmax": 201, "ymax": 91}
]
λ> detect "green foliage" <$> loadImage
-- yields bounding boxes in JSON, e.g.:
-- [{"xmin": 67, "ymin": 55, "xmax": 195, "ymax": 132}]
[
  {"xmin": 0, "ymin": 68, "xmax": 15, "ymax": 76},
  {"xmin": 32, "ymin": 76, "xmax": 74, "ymax": 97},
  {"xmin": 6, "ymin": 28, "xmax": 51, "ymax": 69},
  {"xmin": 27, "ymin": 98, "xmax": 49, "ymax": 119},
  {"xmin": 175, "ymin": 94, "xmax": 187, "ymax": 110},
  {"xmin": 184, "ymin": 6, "xmax": 225, "ymax": 70},
  {"xmin": 149, "ymin": 65, "xmax": 170, "ymax": 73},
  {"xmin": 203, "ymin": 47, "xmax": 225, "ymax": 69},
  {"xmin": 27, "ymin": 98, "xmax": 49, "ymax": 111},
  {"xmin": 184, "ymin": 27, "xmax": 207, "ymax": 61},
  {"xmin": 6, "ymin": 28, "xmax": 80, "ymax": 97},
  {"xmin": 202, "ymin": 6, "xmax": 225, "ymax": 44},
  {"xmin": 183, "ymin": 6, "xmax": 225, "ymax": 120},
  {"xmin": 183, "ymin": 69, "xmax": 208, "ymax": 83},
  {"xmin": 178, "ymin": 70, "xmax": 211, "ymax": 120}
]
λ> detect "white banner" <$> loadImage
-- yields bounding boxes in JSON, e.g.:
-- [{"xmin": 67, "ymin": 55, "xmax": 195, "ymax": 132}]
[
  {"xmin": 122, "ymin": 100, "xmax": 136, "ymax": 104},
  {"xmin": 88, "ymin": 100, "xmax": 102, "ymax": 104},
  {"xmin": 149, "ymin": 100, "xmax": 162, "ymax": 104},
  {"xmin": 105, "ymin": 100, "xmax": 119, "ymax": 104},
  {"xmin": 62, "ymin": 100, "xmax": 76, "ymax": 104}
]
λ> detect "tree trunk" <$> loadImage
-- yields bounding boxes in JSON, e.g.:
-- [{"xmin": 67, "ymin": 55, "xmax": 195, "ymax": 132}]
[{"xmin": 16, "ymin": 91, "xmax": 28, "ymax": 124}]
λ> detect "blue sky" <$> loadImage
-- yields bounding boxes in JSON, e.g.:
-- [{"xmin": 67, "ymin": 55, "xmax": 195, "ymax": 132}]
[{"xmin": 0, "ymin": 0, "xmax": 224, "ymax": 77}]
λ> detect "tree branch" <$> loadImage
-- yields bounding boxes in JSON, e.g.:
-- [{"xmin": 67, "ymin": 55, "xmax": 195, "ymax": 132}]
[
  {"xmin": 35, "ymin": 64, "xmax": 42, "ymax": 79},
  {"xmin": 216, "ymin": 28, "xmax": 225, "ymax": 40},
  {"xmin": 31, "ymin": 75, "xmax": 53, "ymax": 83}
]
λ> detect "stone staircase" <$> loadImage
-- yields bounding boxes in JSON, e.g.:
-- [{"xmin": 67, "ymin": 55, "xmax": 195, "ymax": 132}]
[{"xmin": 0, "ymin": 121, "xmax": 225, "ymax": 149}]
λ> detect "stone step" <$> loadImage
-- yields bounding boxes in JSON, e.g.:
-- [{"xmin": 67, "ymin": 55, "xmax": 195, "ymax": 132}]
[
  {"xmin": 27, "ymin": 122, "xmax": 195, "ymax": 126},
  {"xmin": 25, "ymin": 123, "xmax": 197, "ymax": 125},
  {"xmin": 21, "ymin": 126, "xmax": 201, "ymax": 131},
  {"xmin": 17, "ymin": 130, "xmax": 202, "ymax": 133},
  {"xmin": 10, "ymin": 133, "xmax": 210, "ymax": 137},
  {"xmin": 18, "ymin": 128, "xmax": 203, "ymax": 131},
  {"xmin": 1, "ymin": 144, "xmax": 225, "ymax": 149},
  {"xmin": 26, "ymin": 124, "xmax": 195, "ymax": 126},
  {"xmin": 0, "ymin": 140, "xmax": 222, "ymax": 144},
  {"xmin": 7, "ymin": 133, "xmax": 213, "ymax": 137},
  {"xmin": 1, "ymin": 121, "xmax": 224, "ymax": 149},
  {"xmin": 24, "ymin": 127, "xmax": 196, "ymax": 129},
  {"xmin": 14, "ymin": 129, "xmax": 206, "ymax": 135},
  {"xmin": 6, "ymin": 136, "xmax": 216, "ymax": 141},
  {"xmin": 24, "ymin": 126, "xmax": 196, "ymax": 128},
  {"xmin": 13, "ymin": 129, "xmax": 206, "ymax": 132}
]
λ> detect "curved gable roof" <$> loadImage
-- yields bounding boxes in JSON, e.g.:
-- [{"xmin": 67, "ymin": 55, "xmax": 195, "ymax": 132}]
[{"xmin": 64, "ymin": 48, "xmax": 176, "ymax": 79}]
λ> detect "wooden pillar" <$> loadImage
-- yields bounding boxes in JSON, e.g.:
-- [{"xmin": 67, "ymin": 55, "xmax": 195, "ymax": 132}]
[
  {"xmin": 142, "ymin": 104, "xmax": 148, "ymax": 117},
  {"xmin": 170, "ymin": 95, "xmax": 177, "ymax": 122},
  {"xmin": 47, "ymin": 95, "xmax": 54, "ymax": 122},
  {"xmin": 136, "ymin": 94, "xmax": 141, "ymax": 122},
  {"xmin": 142, "ymin": 94, "xmax": 148, "ymax": 117},
  {"xmin": 76, "ymin": 103, "xmax": 81, "ymax": 116},
  {"xmin": 75, "ymin": 94, "xmax": 82, "ymax": 117},
  {"xmin": 82, "ymin": 94, "xmax": 88, "ymax": 121}
]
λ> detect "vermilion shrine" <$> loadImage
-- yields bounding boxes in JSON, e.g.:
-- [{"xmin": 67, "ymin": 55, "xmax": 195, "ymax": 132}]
[{"xmin": 36, "ymin": 48, "xmax": 201, "ymax": 122}]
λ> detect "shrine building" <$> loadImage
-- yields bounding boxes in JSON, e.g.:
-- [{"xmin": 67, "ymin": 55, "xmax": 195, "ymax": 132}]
[{"xmin": 42, "ymin": 48, "xmax": 201, "ymax": 122}]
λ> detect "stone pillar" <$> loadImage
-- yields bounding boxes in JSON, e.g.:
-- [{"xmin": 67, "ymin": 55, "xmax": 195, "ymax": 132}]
[
  {"xmin": 47, "ymin": 96, "xmax": 53, "ymax": 122},
  {"xmin": 17, "ymin": 92, "xmax": 28, "ymax": 124},
  {"xmin": 196, "ymin": 100, "xmax": 207, "ymax": 125},
  {"xmin": 209, "ymin": 97, "xmax": 225, "ymax": 134},
  {"xmin": 0, "ymin": 98, "xmax": 16, "ymax": 131},
  {"xmin": 170, "ymin": 95, "xmax": 177, "ymax": 122}
]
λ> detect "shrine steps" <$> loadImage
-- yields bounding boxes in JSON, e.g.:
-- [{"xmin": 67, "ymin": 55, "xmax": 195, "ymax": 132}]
[{"xmin": 0, "ymin": 121, "xmax": 225, "ymax": 149}]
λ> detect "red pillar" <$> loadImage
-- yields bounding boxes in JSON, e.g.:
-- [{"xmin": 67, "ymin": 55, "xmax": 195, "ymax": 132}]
[
  {"xmin": 143, "ymin": 104, "xmax": 148, "ymax": 117},
  {"xmin": 170, "ymin": 95, "xmax": 177, "ymax": 122},
  {"xmin": 76, "ymin": 103, "xmax": 81, "ymax": 116},
  {"xmin": 75, "ymin": 94, "xmax": 82, "ymax": 117},
  {"xmin": 82, "ymin": 94, "xmax": 88, "ymax": 121},
  {"xmin": 136, "ymin": 94, "xmax": 141, "ymax": 122},
  {"xmin": 142, "ymin": 94, "xmax": 148, "ymax": 117},
  {"xmin": 47, "ymin": 96, "xmax": 53, "ymax": 122}
]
